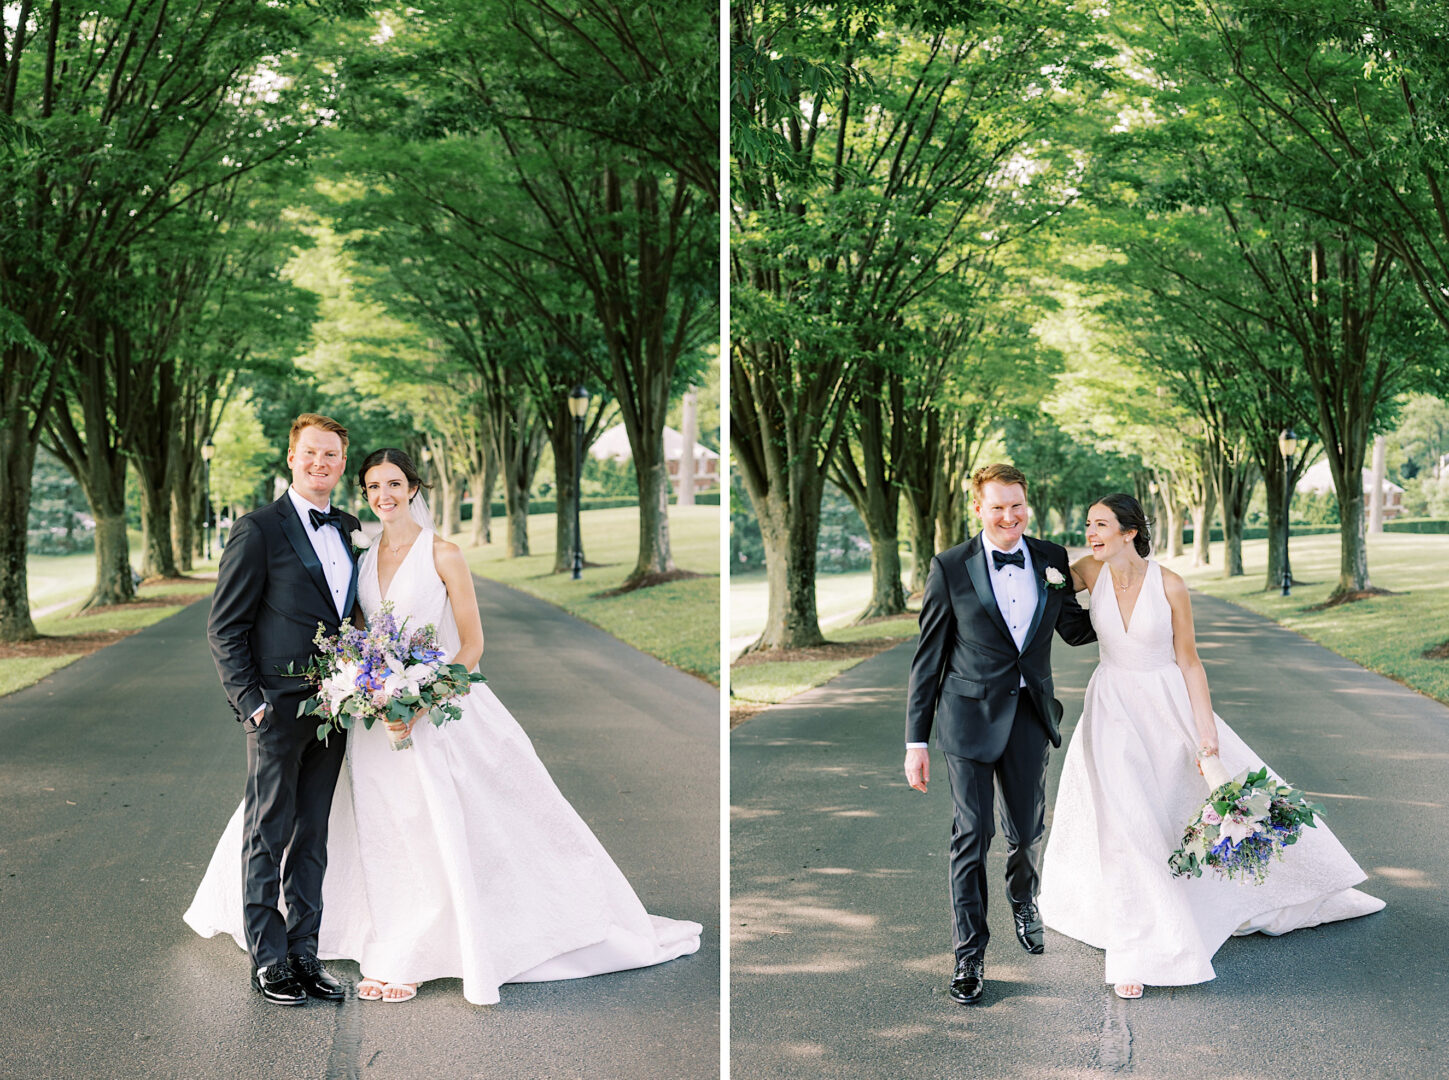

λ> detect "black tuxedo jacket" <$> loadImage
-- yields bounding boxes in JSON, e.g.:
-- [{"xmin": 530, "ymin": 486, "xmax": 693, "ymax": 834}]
[
  {"xmin": 905, "ymin": 534, "xmax": 1095, "ymax": 761},
  {"xmin": 208, "ymin": 494, "xmax": 361, "ymax": 724}
]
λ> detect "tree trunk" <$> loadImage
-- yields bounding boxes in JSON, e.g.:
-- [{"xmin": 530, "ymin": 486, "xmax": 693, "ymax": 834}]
[
  {"xmin": 1213, "ymin": 460, "xmax": 1255, "ymax": 579},
  {"xmin": 936, "ymin": 493, "xmax": 965, "ymax": 554},
  {"xmin": 469, "ymin": 459, "xmax": 496, "ymax": 547},
  {"xmin": 1258, "ymin": 447, "xmax": 1303, "ymax": 593},
  {"xmin": 749, "ymin": 468, "xmax": 827, "ymax": 651},
  {"xmin": 87, "ymin": 508, "xmax": 134, "ymax": 609},
  {"xmin": 632, "ymin": 449, "xmax": 675, "ymax": 580},
  {"xmin": 1151, "ymin": 489, "xmax": 1180, "ymax": 558},
  {"xmin": 0, "ymin": 431, "xmax": 40, "ymax": 640},
  {"xmin": 1221, "ymin": 499, "xmax": 1246, "ymax": 577},
  {"xmin": 1163, "ymin": 499, "xmax": 1184, "ymax": 558},
  {"xmin": 1189, "ymin": 476, "xmax": 1216, "ymax": 568},
  {"xmin": 171, "ymin": 470, "xmax": 195, "ymax": 573},
  {"xmin": 446, "ymin": 471, "xmax": 464, "ymax": 539},
  {"xmin": 1332, "ymin": 466, "xmax": 1371, "ymax": 597},
  {"xmin": 905, "ymin": 496, "xmax": 933, "ymax": 597},
  {"xmin": 861, "ymin": 521, "xmax": 906, "ymax": 620},
  {"xmin": 137, "ymin": 471, "xmax": 178, "ymax": 579},
  {"xmin": 501, "ymin": 472, "xmax": 530, "ymax": 558},
  {"xmin": 548, "ymin": 409, "xmax": 584, "ymax": 573},
  {"xmin": 433, "ymin": 466, "xmax": 455, "ymax": 539}
]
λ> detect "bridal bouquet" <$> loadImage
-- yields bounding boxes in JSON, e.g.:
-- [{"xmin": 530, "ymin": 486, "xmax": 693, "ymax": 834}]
[
  {"xmin": 1168, "ymin": 765, "xmax": 1324, "ymax": 883},
  {"xmin": 294, "ymin": 603, "xmax": 487, "ymax": 750}
]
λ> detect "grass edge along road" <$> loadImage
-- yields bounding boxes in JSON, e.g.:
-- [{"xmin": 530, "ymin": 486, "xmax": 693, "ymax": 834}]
[
  {"xmin": 1160, "ymin": 531, "xmax": 1449, "ymax": 706},
  {"xmin": 464, "ymin": 503, "xmax": 720, "ymax": 684},
  {"xmin": 4, "ymin": 502, "xmax": 721, "ymax": 697},
  {"xmin": 729, "ymin": 531, "xmax": 1449, "ymax": 726},
  {"xmin": 0, "ymin": 578, "xmax": 220, "ymax": 697}
]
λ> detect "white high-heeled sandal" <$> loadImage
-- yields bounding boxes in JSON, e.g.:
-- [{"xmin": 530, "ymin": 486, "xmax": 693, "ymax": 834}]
[{"xmin": 1114, "ymin": 982, "xmax": 1144, "ymax": 999}]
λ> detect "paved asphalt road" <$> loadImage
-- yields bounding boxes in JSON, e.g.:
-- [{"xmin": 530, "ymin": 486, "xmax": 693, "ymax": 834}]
[
  {"xmin": 731, "ymin": 590, "xmax": 1448, "ymax": 1080},
  {"xmin": 0, "ymin": 576, "xmax": 718, "ymax": 1080}
]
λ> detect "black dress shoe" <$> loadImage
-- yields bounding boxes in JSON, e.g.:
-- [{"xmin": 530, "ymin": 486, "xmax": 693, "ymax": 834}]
[
  {"xmin": 948, "ymin": 956, "xmax": 985, "ymax": 1005},
  {"xmin": 1012, "ymin": 901, "xmax": 1044, "ymax": 954},
  {"xmin": 288, "ymin": 953, "xmax": 346, "ymax": 1001},
  {"xmin": 252, "ymin": 960, "xmax": 307, "ymax": 1006}
]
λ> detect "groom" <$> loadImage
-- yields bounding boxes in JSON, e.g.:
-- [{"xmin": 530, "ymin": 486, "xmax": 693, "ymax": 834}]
[
  {"xmin": 904, "ymin": 463, "xmax": 1095, "ymax": 1005},
  {"xmin": 209, "ymin": 414, "xmax": 361, "ymax": 1006}
]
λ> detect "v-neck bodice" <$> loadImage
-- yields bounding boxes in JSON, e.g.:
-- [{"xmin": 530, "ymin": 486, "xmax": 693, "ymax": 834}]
[
  {"xmin": 1089, "ymin": 559, "xmax": 1176, "ymax": 670},
  {"xmin": 358, "ymin": 529, "xmax": 450, "ymax": 634}
]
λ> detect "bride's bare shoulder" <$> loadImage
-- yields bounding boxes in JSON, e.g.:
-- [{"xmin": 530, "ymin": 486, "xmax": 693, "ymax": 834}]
[
  {"xmin": 430, "ymin": 534, "xmax": 465, "ymax": 569},
  {"xmin": 1159, "ymin": 565, "xmax": 1191, "ymax": 604}
]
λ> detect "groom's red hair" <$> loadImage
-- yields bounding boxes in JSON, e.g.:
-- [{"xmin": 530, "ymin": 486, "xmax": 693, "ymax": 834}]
[
  {"xmin": 971, "ymin": 463, "xmax": 1028, "ymax": 499},
  {"xmin": 289, "ymin": 412, "xmax": 349, "ymax": 454}
]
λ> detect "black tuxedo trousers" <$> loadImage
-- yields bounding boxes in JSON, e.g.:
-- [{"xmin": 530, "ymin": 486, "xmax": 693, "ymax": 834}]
[
  {"xmin": 243, "ymin": 702, "xmax": 346, "ymax": 969},
  {"xmin": 943, "ymin": 695, "xmax": 1050, "ymax": 961}
]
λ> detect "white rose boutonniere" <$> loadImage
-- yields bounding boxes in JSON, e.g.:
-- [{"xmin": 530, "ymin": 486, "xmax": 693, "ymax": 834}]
[
  {"xmin": 1044, "ymin": 566, "xmax": 1067, "ymax": 589},
  {"xmin": 350, "ymin": 529, "xmax": 373, "ymax": 550}
]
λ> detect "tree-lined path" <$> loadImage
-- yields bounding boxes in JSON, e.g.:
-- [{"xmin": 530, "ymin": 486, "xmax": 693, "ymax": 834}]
[
  {"xmin": 0, "ymin": 575, "xmax": 718, "ymax": 1080},
  {"xmin": 731, "ymin": 591, "xmax": 1445, "ymax": 1079}
]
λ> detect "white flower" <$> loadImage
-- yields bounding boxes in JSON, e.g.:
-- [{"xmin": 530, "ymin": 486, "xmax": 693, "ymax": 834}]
[
  {"xmin": 381, "ymin": 652, "xmax": 435, "ymax": 699},
  {"xmin": 1218, "ymin": 815, "xmax": 1259, "ymax": 846},
  {"xmin": 322, "ymin": 660, "xmax": 361, "ymax": 713},
  {"xmin": 1044, "ymin": 566, "xmax": 1066, "ymax": 587},
  {"xmin": 350, "ymin": 529, "xmax": 373, "ymax": 549}
]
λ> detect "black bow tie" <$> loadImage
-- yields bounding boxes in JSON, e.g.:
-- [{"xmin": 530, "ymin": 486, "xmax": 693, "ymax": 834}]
[
  {"xmin": 308, "ymin": 507, "xmax": 343, "ymax": 531},
  {"xmin": 991, "ymin": 549, "xmax": 1025, "ymax": 571}
]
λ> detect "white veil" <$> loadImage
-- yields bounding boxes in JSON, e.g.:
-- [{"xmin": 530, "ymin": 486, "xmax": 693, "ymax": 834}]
[
  {"xmin": 406, "ymin": 492, "xmax": 471, "ymax": 669},
  {"xmin": 409, "ymin": 490, "xmax": 437, "ymax": 531}
]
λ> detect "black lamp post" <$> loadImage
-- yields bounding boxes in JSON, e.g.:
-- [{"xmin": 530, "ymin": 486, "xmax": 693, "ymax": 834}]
[
  {"xmin": 1278, "ymin": 427, "xmax": 1297, "ymax": 596},
  {"xmin": 200, "ymin": 437, "xmax": 216, "ymax": 562},
  {"xmin": 567, "ymin": 385, "xmax": 590, "ymax": 580}
]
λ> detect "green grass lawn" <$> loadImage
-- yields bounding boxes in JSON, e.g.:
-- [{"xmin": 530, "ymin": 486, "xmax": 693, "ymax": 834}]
[
  {"xmin": 729, "ymin": 557, "xmax": 921, "ymax": 658},
  {"xmin": 729, "ymin": 614, "xmax": 919, "ymax": 710},
  {"xmin": 0, "ymin": 565, "xmax": 219, "ymax": 698},
  {"xmin": 1160, "ymin": 531, "xmax": 1449, "ymax": 706},
  {"xmin": 463, "ymin": 504, "xmax": 721, "ymax": 684}
]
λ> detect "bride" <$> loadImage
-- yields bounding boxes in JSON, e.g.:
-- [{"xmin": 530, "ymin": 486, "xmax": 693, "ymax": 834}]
[
  {"xmin": 1037, "ymin": 493, "xmax": 1382, "ymax": 1000},
  {"xmin": 186, "ymin": 448, "xmax": 701, "ymax": 1004}
]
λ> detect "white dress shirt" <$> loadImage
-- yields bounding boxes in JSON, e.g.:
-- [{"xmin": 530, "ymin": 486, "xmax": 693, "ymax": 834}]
[
  {"xmin": 907, "ymin": 536, "xmax": 1037, "ymax": 749},
  {"xmin": 252, "ymin": 489, "xmax": 353, "ymax": 724},
  {"xmin": 287, "ymin": 486, "xmax": 353, "ymax": 619}
]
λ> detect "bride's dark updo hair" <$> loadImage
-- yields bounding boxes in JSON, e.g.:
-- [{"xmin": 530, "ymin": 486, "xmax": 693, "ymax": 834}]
[
  {"xmin": 1091, "ymin": 493, "xmax": 1152, "ymax": 557},
  {"xmin": 357, "ymin": 447, "xmax": 431, "ymax": 499}
]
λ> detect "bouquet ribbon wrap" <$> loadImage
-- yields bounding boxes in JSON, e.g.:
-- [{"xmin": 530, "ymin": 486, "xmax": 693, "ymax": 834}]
[{"xmin": 1199, "ymin": 752, "xmax": 1232, "ymax": 791}]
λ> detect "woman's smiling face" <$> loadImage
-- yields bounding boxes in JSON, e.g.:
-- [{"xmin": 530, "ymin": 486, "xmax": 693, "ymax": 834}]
[{"xmin": 363, "ymin": 461, "xmax": 415, "ymax": 523}]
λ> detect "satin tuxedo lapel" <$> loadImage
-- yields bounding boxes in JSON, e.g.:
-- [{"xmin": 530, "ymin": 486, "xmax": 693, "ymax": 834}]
[
  {"xmin": 1019, "ymin": 537, "xmax": 1051, "ymax": 653},
  {"xmin": 278, "ymin": 499, "xmax": 337, "ymax": 612},
  {"xmin": 964, "ymin": 535, "xmax": 1015, "ymax": 649},
  {"xmin": 341, "ymin": 539, "xmax": 360, "ymax": 619}
]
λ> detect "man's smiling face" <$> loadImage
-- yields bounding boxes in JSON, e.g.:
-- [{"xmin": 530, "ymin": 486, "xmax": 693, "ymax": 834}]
[{"xmin": 287, "ymin": 425, "xmax": 346, "ymax": 506}]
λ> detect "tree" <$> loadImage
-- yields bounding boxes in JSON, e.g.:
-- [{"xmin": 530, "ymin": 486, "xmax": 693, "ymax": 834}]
[
  {"xmin": 732, "ymin": 0, "xmax": 1110, "ymax": 649},
  {"xmin": 334, "ymin": 0, "xmax": 717, "ymax": 585},
  {"xmin": 0, "ymin": 0, "xmax": 363, "ymax": 623}
]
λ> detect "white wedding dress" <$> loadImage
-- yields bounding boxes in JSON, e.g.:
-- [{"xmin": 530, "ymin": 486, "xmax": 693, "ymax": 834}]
[
  {"xmin": 185, "ymin": 529, "xmax": 701, "ymax": 1004},
  {"xmin": 1038, "ymin": 559, "xmax": 1383, "ymax": 987}
]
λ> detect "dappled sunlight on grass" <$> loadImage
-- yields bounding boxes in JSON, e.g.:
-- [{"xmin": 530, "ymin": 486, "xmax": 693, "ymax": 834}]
[
  {"xmin": 464, "ymin": 504, "xmax": 719, "ymax": 681},
  {"xmin": 731, "ymin": 658, "xmax": 873, "ymax": 703},
  {"xmin": 1162, "ymin": 532, "xmax": 1449, "ymax": 705}
]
